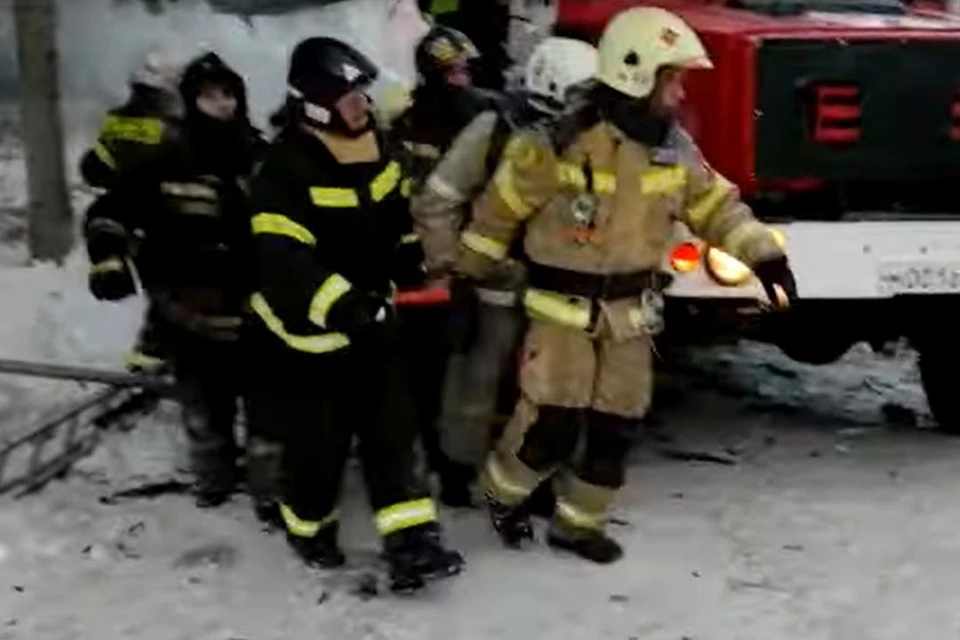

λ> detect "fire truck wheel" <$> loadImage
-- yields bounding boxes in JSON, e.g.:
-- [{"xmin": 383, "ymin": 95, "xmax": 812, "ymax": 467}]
[{"xmin": 918, "ymin": 342, "xmax": 960, "ymax": 435}]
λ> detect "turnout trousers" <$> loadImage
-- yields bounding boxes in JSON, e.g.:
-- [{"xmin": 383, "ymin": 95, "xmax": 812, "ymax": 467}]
[
  {"xmin": 482, "ymin": 317, "xmax": 653, "ymax": 536},
  {"xmin": 246, "ymin": 320, "xmax": 436, "ymax": 540}
]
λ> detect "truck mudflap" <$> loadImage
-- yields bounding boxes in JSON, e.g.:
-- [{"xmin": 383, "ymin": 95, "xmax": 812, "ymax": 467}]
[
  {"xmin": 664, "ymin": 219, "xmax": 960, "ymax": 302},
  {"xmin": 0, "ymin": 360, "xmax": 177, "ymax": 498}
]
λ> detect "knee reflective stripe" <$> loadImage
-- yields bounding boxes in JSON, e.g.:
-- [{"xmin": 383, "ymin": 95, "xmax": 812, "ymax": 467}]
[
  {"xmin": 639, "ymin": 166, "xmax": 686, "ymax": 196},
  {"xmin": 686, "ymin": 175, "xmax": 733, "ymax": 229},
  {"xmin": 461, "ymin": 230, "xmax": 508, "ymax": 261},
  {"xmin": 250, "ymin": 293, "xmax": 350, "ymax": 354},
  {"xmin": 374, "ymin": 498, "xmax": 437, "ymax": 536},
  {"xmin": 523, "ymin": 289, "xmax": 592, "ymax": 330},
  {"xmin": 308, "ymin": 274, "xmax": 353, "ymax": 329},
  {"xmin": 371, "ymin": 161, "xmax": 402, "ymax": 202},
  {"xmin": 92, "ymin": 141, "xmax": 117, "ymax": 170},
  {"xmin": 310, "ymin": 186, "xmax": 360, "ymax": 208},
  {"xmin": 555, "ymin": 498, "xmax": 605, "ymax": 532},
  {"xmin": 281, "ymin": 504, "xmax": 338, "ymax": 538},
  {"xmin": 90, "ymin": 257, "xmax": 125, "ymax": 276},
  {"xmin": 251, "ymin": 213, "xmax": 317, "ymax": 246},
  {"xmin": 484, "ymin": 455, "xmax": 534, "ymax": 503}
]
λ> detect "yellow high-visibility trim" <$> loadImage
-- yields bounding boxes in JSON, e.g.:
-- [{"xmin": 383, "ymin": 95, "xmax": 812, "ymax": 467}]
[
  {"xmin": 641, "ymin": 166, "xmax": 687, "ymax": 196},
  {"xmin": 280, "ymin": 504, "xmax": 339, "ymax": 538},
  {"xmin": 485, "ymin": 456, "xmax": 532, "ymax": 502},
  {"xmin": 101, "ymin": 115, "xmax": 164, "ymax": 145},
  {"xmin": 92, "ymin": 141, "xmax": 117, "ymax": 170},
  {"xmin": 310, "ymin": 186, "xmax": 360, "ymax": 208},
  {"xmin": 90, "ymin": 257, "xmax": 125, "ymax": 276},
  {"xmin": 370, "ymin": 161, "xmax": 402, "ymax": 202},
  {"xmin": 250, "ymin": 293, "xmax": 350, "ymax": 354},
  {"xmin": 400, "ymin": 232, "xmax": 420, "ymax": 245},
  {"xmin": 523, "ymin": 288, "xmax": 592, "ymax": 330},
  {"xmin": 555, "ymin": 498, "xmax": 605, "ymax": 532},
  {"xmin": 461, "ymin": 230, "xmax": 508, "ymax": 261},
  {"xmin": 686, "ymin": 176, "xmax": 733, "ymax": 228},
  {"xmin": 251, "ymin": 213, "xmax": 316, "ymax": 246},
  {"xmin": 722, "ymin": 220, "xmax": 770, "ymax": 262},
  {"xmin": 494, "ymin": 163, "xmax": 534, "ymax": 219},
  {"xmin": 401, "ymin": 177, "xmax": 414, "ymax": 198},
  {"xmin": 556, "ymin": 163, "xmax": 617, "ymax": 195},
  {"xmin": 307, "ymin": 273, "xmax": 353, "ymax": 329},
  {"xmin": 375, "ymin": 498, "xmax": 438, "ymax": 536},
  {"xmin": 124, "ymin": 351, "xmax": 165, "ymax": 373}
]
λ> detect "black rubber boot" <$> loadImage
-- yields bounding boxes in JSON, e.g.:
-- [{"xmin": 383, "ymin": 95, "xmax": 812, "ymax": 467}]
[
  {"xmin": 438, "ymin": 460, "xmax": 476, "ymax": 508},
  {"xmin": 383, "ymin": 523, "xmax": 465, "ymax": 594},
  {"xmin": 287, "ymin": 525, "xmax": 347, "ymax": 569},
  {"xmin": 547, "ymin": 529, "xmax": 623, "ymax": 564},
  {"xmin": 486, "ymin": 495, "xmax": 534, "ymax": 548},
  {"xmin": 524, "ymin": 482, "xmax": 556, "ymax": 519}
]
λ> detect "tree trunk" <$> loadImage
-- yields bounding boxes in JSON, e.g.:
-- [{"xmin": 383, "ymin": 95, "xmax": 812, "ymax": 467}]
[{"xmin": 13, "ymin": 0, "xmax": 72, "ymax": 263}]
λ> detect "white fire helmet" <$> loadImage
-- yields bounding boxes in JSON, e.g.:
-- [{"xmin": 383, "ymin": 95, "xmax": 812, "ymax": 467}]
[{"xmin": 523, "ymin": 36, "xmax": 597, "ymax": 114}]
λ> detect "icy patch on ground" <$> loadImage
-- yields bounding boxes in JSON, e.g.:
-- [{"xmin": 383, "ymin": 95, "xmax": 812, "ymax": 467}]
[{"xmin": 673, "ymin": 340, "xmax": 931, "ymax": 427}]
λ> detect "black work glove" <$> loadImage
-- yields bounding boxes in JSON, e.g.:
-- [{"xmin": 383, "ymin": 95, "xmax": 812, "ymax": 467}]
[
  {"xmin": 753, "ymin": 256, "xmax": 797, "ymax": 309},
  {"xmin": 326, "ymin": 289, "xmax": 388, "ymax": 334},
  {"xmin": 446, "ymin": 277, "xmax": 480, "ymax": 353},
  {"xmin": 89, "ymin": 257, "xmax": 136, "ymax": 302}
]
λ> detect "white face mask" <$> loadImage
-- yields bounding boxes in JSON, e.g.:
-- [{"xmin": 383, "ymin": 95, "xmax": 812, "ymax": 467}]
[{"xmin": 196, "ymin": 86, "xmax": 238, "ymax": 122}]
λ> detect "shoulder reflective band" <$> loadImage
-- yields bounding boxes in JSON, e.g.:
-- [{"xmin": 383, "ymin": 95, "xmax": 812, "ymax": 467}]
[
  {"xmin": 371, "ymin": 161, "xmax": 402, "ymax": 202},
  {"xmin": 92, "ymin": 141, "xmax": 117, "ymax": 170},
  {"xmin": 461, "ymin": 230, "xmax": 508, "ymax": 261},
  {"xmin": 640, "ymin": 166, "xmax": 687, "ymax": 196},
  {"xmin": 90, "ymin": 257, "xmax": 125, "ymax": 276},
  {"xmin": 251, "ymin": 213, "xmax": 317, "ymax": 247},
  {"xmin": 555, "ymin": 498, "xmax": 605, "ymax": 532},
  {"xmin": 686, "ymin": 175, "xmax": 733, "ymax": 228},
  {"xmin": 250, "ymin": 293, "xmax": 350, "ymax": 354},
  {"xmin": 307, "ymin": 273, "xmax": 353, "ymax": 329},
  {"xmin": 493, "ymin": 162, "xmax": 534, "ymax": 219},
  {"xmin": 101, "ymin": 115, "xmax": 164, "ymax": 145},
  {"xmin": 310, "ymin": 186, "xmax": 360, "ymax": 208},
  {"xmin": 374, "ymin": 498, "xmax": 437, "ymax": 536},
  {"xmin": 280, "ymin": 504, "xmax": 338, "ymax": 538},
  {"xmin": 523, "ymin": 289, "xmax": 592, "ymax": 330}
]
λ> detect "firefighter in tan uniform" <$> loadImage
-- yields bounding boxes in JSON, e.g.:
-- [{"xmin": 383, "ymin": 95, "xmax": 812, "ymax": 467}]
[{"xmin": 456, "ymin": 7, "xmax": 798, "ymax": 564}]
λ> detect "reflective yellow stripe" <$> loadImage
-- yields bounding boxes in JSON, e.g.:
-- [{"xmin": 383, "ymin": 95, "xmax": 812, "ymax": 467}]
[
  {"xmin": 400, "ymin": 232, "xmax": 420, "ymax": 245},
  {"xmin": 686, "ymin": 175, "xmax": 733, "ymax": 228},
  {"xmin": 90, "ymin": 257, "xmax": 125, "ymax": 276},
  {"xmin": 485, "ymin": 456, "xmax": 533, "ymax": 502},
  {"xmin": 641, "ymin": 166, "xmax": 687, "ymax": 196},
  {"xmin": 374, "ymin": 498, "xmax": 437, "ymax": 536},
  {"xmin": 251, "ymin": 213, "xmax": 317, "ymax": 246},
  {"xmin": 401, "ymin": 177, "xmax": 414, "ymax": 198},
  {"xmin": 403, "ymin": 141, "xmax": 442, "ymax": 159},
  {"xmin": 101, "ymin": 115, "xmax": 164, "ymax": 145},
  {"xmin": 280, "ymin": 504, "xmax": 338, "ymax": 538},
  {"xmin": 124, "ymin": 351, "xmax": 165, "ymax": 372},
  {"xmin": 370, "ymin": 161, "xmax": 401, "ymax": 202},
  {"xmin": 250, "ymin": 293, "xmax": 350, "ymax": 354},
  {"xmin": 494, "ymin": 163, "xmax": 534, "ymax": 219},
  {"xmin": 722, "ymin": 220, "xmax": 770, "ymax": 262},
  {"xmin": 461, "ymin": 230, "xmax": 508, "ymax": 261},
  {"xmin": 92, "ymin": 141, "xmax": 117, "ymax": 170},
  {"xmin": 310, "ymin": 186, "xmax": 360, "ymax": 208},
  {"xmin": 556, "ymin": 163, "xmax": 617, "ymax": 195},
  {"xmin": 160, "ymin": 182, "xmax": 218, "ymax": 200},
  {"xmin": 523, "ymin": 289, "xmax": 592, "ymax": 330},
  {"xmin": 307, "ymin": 273, "xmax": 353, "ymax": 329},
  {"xmin": 555, "ymin": 498, "xmax": 605, "ymax": 532}
]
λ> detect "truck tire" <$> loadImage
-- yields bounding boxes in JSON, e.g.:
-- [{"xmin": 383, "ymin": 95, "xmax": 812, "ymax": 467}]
[{"xmin": 918, "ymin": 343, "xmax": 960, "ymax": 434}]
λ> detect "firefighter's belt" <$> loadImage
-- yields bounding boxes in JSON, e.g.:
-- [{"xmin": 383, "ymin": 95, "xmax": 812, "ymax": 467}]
[{"xmin": 526, "ymin": 263, "xmax": 669, "ymax": 301}]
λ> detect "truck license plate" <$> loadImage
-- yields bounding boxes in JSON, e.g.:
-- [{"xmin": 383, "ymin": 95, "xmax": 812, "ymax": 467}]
[{"xmin": 877, "ymin": 262, "xmax": 960, "ymax": 295}]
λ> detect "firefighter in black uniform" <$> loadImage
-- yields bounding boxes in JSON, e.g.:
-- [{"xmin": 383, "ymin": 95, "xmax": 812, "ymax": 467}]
[
  {"xmin": 418, "ymin": 0, "xmax": 512, "ymax": 90},
  {"xmin": 81, "ymin": 53, "xmax": 182, "ymax": 373},
  {"xmin": 246, "ymin": 37, "xmax": 464, "ymax": 593},
  {"xmin": 390, "ymin": 24, "xmax": 498, "ymax": 507},
  {"xmin": 84, "ymin": 52, "xmax": 267, "ymax": 510}
]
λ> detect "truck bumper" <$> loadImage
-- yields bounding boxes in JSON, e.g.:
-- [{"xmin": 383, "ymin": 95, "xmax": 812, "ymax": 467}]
[{"xmin": 666, "ymin": 219, "xmax": 960, "ymax": 302}]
